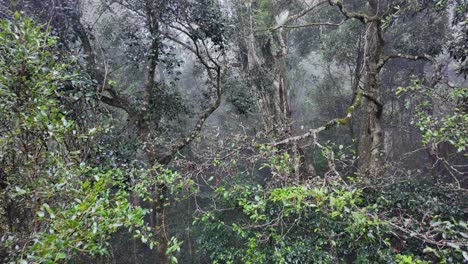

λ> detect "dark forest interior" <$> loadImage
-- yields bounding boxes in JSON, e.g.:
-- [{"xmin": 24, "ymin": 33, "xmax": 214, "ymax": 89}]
[{"xmin": 0, "ymin": 0, "xmax": 467, "ymax": 263}]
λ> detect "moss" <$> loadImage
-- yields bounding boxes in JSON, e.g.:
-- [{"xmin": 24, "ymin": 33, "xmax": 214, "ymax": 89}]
[
  {"xmin": 325, "ymin": 89, "xmax": 364, "ymax": 129},
  {"xmin": 324, "ymin": 120, "xmax": 339, "ymax": 130},
  {"xmin": 337, "ymin": 117, "xmax": 350, "ymax": 125},
  {"xmin": 347, "ymin": 89, "xmax": 363, "ymax": 114}
]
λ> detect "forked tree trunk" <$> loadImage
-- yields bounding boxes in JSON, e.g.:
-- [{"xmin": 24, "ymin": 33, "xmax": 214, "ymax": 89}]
[{"xmin": 241, "ymin": 4, "xmax": 311, "ymax": 182}]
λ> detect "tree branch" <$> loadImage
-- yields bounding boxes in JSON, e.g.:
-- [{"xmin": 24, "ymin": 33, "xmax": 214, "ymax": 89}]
[
  {"xmin": 99, "ymin": 82, "xmax": 138, "ymax": 114},
  {"xmin": 160, "ymin": 66, "xmax": 223, "ymax": 164},
  {"xmin": 261, "ymin": 0, "xmax": 335, "ymax": 32},
  {"xmin": 274, "ymin": 89, "xmax": 364, "ymax": 146},
  {"xmin": 328, "ymin": 0, "xmax": 380, "ymax": 23},
  {"xmin": 286, "ymin": 0, "xmax": 328, "ymax": 23},
  {"xmin": 69, "ymin": 8, "xmax": 136, "ymax": 115},
  {"xmin": 378, "ymin": 53, "xmax": 434, "ymax": 69},
  {"xmin": 273, "ymin": 19, "xmax": 345, "ymax": 30},
  {"xmin": 361, "ymin": 91, "xmax": 383, "ymax": 109},
  {"xmin": 159, "ymin": 24, "xmax": 226, "ymax": 163}
]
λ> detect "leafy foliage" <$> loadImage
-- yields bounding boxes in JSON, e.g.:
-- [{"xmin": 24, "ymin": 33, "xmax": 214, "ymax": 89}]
[
  {"xmin": 194, "ymin": 163, "xmax": 392, "ymax": 263},
  {"xmin": 1, "ymin": 1, "xmax": 467, "ymax": 264},
  {"xmin": 194, "ymin": 149, "xmax": 468, "ymax": 263},
  {"xmin": 0, "ymin": 14, "xmax": 180, "ymax": 263},
  {"xmin": 397, "ymin": 80, "xmax": 468, "ymax": 153}
]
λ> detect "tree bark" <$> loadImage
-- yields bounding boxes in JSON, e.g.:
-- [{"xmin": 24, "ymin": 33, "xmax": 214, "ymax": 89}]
[
  {"xmin": 240, "ymin": 2, "xmax": 312, "ymax": 182},
  {"xmin": 357, "ymin": 0, "xmax": 385, "ymax": 177}
]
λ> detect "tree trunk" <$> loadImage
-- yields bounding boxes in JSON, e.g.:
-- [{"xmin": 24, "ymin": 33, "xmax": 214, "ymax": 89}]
[
  {"xmin": 357, "ymin": 1, "xmax": 385, "ymax": 178},
  {"xmin": 154, "ymin": 189, "xmax": 170, "ymax": 264},
  {"xmin": 240, "ymin": 3, "xmax": 314, "ymax": 182}
]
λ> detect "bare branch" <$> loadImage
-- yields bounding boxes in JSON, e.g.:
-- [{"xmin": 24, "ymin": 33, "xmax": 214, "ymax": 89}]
[
  {"xmin": 274, "ymin": 19, "xmax": 346, "ymax": 30},
  {"xmin": 274, "ymin": 89, "xmax": 364, "ymax": 146},
  {"xmin": 169, "ymin": 24, "xmax": 218, "ymax": 72},
  {"xmin": 261, "ymin": 0, "xmax": 336, "ymax": 32},
  {"xmin": 328, "ymin": 0, "xmax": 379, "ymax": 23},
  {"xmin": 378, "ymin": 53, "xmax": 434, "ymax": 69},
  {"xmin": 286, "ymin": 0, "xmax": 328, "ymax": 22}
]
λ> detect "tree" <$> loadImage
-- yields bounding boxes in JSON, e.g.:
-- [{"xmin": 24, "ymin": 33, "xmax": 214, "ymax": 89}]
[
  {"xmin": 2, "ymin": 0, "xmax": 466, "ymax": 263},
  {"xmin": 233, "ymin": 0, "xmax": 329, "ymax": 182},
  {"xmin": 5, "ymin": 0, "xmax": 227, "ymax": 262},
  {"xmin": 269, "ymin": 0, "xmax": 447, "ymax": 178},
  {"xmin": 0, "ymin": 13, "xmax": 163, "ymax": 263}
]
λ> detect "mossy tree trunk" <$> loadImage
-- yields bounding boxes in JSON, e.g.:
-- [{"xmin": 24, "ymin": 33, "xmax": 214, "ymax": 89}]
[{"xmin": 357, "ymin": 0, "xmax": 385, "ymax": 178}]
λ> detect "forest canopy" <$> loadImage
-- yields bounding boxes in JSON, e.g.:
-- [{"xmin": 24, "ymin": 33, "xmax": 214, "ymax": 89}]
[{"xmin": 0, "ymin": 0, "xmax": 467, "ymax": 263}]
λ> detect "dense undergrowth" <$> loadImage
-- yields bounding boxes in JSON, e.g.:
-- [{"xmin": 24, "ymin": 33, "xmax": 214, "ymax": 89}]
[{"xmin": 1, "ymin": 4, "xmax": 467, "ymax": 264}]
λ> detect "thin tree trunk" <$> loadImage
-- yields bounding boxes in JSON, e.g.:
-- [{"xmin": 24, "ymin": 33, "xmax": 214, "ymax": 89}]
[{"xmin": 153, "ymin": 186, "xmax": 170, "ymax": 264}]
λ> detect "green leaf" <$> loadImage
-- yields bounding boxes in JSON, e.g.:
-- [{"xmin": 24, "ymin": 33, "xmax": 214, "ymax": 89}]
[
  {"xmin": 15, "ymin": 186, "xmax": 27, "ymax": 195},
  {"xmin": 56, "ymin": 252, "xmax": 67, "ymax": 259}
]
